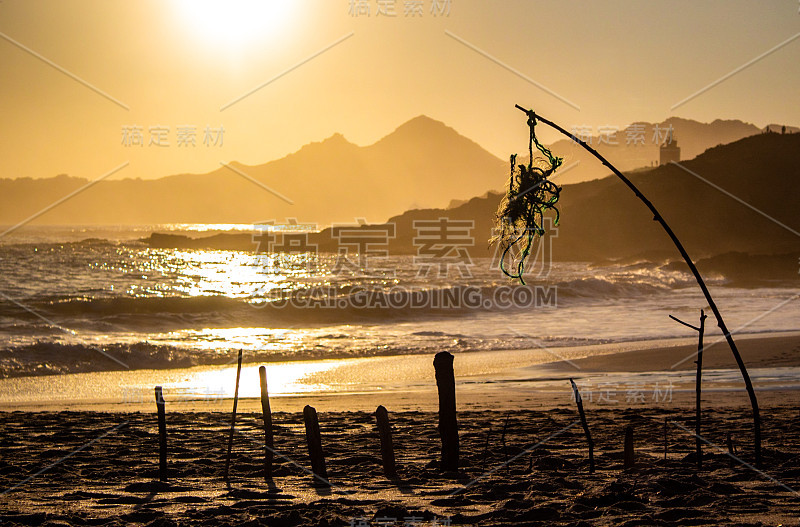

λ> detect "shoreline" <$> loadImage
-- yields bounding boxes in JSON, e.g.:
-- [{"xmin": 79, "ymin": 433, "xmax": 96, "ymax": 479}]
[{"xmin": 2, "ymin": 332, "xmax": 798, "ymax": 413}]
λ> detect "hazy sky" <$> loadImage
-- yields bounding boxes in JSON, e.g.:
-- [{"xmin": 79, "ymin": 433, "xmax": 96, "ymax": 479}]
[{"xmin": 1, "ymin": 0, "xmax": 798, "ymax": 182}]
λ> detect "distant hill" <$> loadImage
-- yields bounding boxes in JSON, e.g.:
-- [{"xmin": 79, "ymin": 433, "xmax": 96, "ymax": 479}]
[
  {"xmin": 308, "ymin": 132, "xmax": 800, "ymax": 264},
  {"xmin": 0, "ymin": 115, "xmax": 790, "ymax": 228},
  {"xmin": 145, "ymin": 133, "xmax": 800, "ymax": 271},
  {"xmin": 0, "ymin": 116, "xmax": 507, "ymax": 227},
  {"xmin": 546, "ymin": 117, "xmax": 762, "ymax": 184}
]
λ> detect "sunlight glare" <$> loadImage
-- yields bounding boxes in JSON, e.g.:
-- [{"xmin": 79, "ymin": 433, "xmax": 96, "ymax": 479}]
[{"xmin": 173, "ymin": 0, "xmax": 294, "ymax": 50}]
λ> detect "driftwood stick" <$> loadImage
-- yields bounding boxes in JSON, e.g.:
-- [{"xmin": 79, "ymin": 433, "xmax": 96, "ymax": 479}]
[
  {"xmin": 517, "ymin": 104, "xmax": 762, "ymax": 467},
  {"xmin": 258, "ymin": 365, "xmax": 274, "ymax": 481},
  {"xmin": 224, "ymin": 349, "xmax": 243, "ymax": 484},
  {"xmin": 433, "ymin": 351, "xmax": 459, "ymax": 471},
  {"xmin": 154, "ymin": 386, "xmax": 167, "ymax": 481},
  {"xmin": 375, "ymin": 405, "xmax": 397, "ymax": 478},
  {"xmin": 570, "ymin": 379, "xmax": 595, "ymax": 473}
]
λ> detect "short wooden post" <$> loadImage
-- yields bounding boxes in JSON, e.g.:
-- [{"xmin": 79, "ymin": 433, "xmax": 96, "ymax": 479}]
[
  {"xmin": 303, "ymin": 405, "xmax": 328, "ymax": 484},
  {"xmin": 570, "ymin": 379, "xmax": 595, "ymax": 473},
  {"xmin": 259, "ymin": 366, "xmax": 274, "ymax": 481},
  {"xmin": 154, "ymin": 386, "xmax": 167, "ymax": 481},
  {"xmin": 623, "ymin": 425, "xmax": 634, "ymax": 470},
  {"xmin": 434, "ymin": 351, "xmax": 459, "ymax": 472},
  {"xmin": 224, "ymin": 349, "xmax": 243, "ymax": 484},
  {"xmin": 375, "ymin": 405, "xmax": 397, "ymax": 478}
]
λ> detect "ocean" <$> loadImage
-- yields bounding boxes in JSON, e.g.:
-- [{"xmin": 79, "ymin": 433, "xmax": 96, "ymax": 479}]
[{"xmin": 1, "ymin": 225, "xmax": 798, "ymax": 408}]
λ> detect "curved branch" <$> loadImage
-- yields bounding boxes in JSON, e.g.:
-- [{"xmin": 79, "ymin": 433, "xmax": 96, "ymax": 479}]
[{"xmin": 514, "ymin": 105, "xmax": 762, "ymax": 466}]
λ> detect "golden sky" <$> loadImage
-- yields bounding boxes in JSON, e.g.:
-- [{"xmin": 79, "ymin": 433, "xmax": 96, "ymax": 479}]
[{"xmin": 1, "ymin": 0, "xmax": 798, "ymax": 182}]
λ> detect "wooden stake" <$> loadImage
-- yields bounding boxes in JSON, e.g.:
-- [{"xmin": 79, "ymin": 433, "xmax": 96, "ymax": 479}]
[
  {"xmin": 670, "ymin": 310, "xmax": 707, "ymax": 470},
  {"xmin": 623, "ymin": 425, "xmax": 634, "ymax": 470},
  {"xmin": 154, "ymin": 386, "xmax": 167, "ymax": 481},
  {"xmin": 224, "ymin": 349, "xmax": 243, "ymax": 484},
  {"xmin": 569, "ymin": 379, "xmax": 595, "ymax": 473},
  {"xmin": 375, "ymin": 405, "xmax": 397, "ymax": 478},
  {"xmin": 303, "ymin": 405, "xmax": 328, "ymax": 484},
  {"xmin": 259, "ymin": 365, "xmax": 274, "ymax": 481},
  {"xmin": 695, "ymin": 310, "xmax": 707, "ymax": 470},
  {"xmin": 433, "ymin": 351, "xmax": 459, "ymax": 472}
]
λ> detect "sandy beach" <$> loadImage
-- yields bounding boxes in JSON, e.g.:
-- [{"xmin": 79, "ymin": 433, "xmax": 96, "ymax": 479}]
[
  {"xmin": 2, "ymin": 335, "xmax": 800, "ymax": 526},
  {"xmin": 1, "ymin": 406, "xmax": 799, "ymax": 526}
]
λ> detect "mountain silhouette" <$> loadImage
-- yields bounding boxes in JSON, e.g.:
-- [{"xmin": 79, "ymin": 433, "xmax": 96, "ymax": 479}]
[
  {"xmin": 0, "ymin": 116, "xmax": 506, "ymax": 227},
  {"xmin": 145, "ymin": 132, "xmax": 800, "ymax": 282},
  {"xmin": 307, "ymin": 132, "xmax": 800, "ymax": 264},
  {"xmin": 0, "ymin": 115, "xmax": 787, "ymax": 229}
]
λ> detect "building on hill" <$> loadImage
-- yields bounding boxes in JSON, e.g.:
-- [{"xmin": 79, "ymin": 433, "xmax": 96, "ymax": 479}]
[{"xmin": 659, "ymin": 134, "xmax": 680, "ymax": 165}]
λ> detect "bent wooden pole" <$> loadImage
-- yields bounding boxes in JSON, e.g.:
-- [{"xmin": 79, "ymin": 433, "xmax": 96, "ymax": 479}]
[
  {"xmin": 570, "ymin": 379, "xmax": 595, "ymax": 473},
  {"xmin": 375, "ymin": 405, "xmax": 397, "ymax": 478},
  {"xmin": 259, "ymin": 366, "xmax": 274, "ymax": 481},
  {"xmin": 154, "ymin": 386, "xmax": 167, "ymax": 481},
  {"xmin": 516, "ymin": 104, "xmax": 762, "ymax": 467},
  {"xmin": 434, "ymin": 351, "xmax": 459, "ymax": 472}
]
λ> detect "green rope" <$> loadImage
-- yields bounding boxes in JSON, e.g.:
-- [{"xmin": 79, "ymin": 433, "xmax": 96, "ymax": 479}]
[{"xmin": 493, "ymin": 114, "xmax": 563, "ymax": 284}]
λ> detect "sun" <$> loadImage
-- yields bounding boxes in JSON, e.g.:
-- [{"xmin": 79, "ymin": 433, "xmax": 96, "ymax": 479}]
[{"xmin": 173, "ymin": 0, "xmax": 294, "ymax": 50}]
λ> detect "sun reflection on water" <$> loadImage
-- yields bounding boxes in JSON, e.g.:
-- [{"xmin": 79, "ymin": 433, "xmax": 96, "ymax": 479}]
[{"xmin": 168, "ymin": 360, "xmax": 347, "ymax": 399}]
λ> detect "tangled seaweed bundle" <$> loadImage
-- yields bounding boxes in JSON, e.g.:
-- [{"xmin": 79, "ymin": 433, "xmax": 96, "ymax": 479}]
[{"xmin": 493, "ymin": 114, "xmax": 563, "ymax": 284}]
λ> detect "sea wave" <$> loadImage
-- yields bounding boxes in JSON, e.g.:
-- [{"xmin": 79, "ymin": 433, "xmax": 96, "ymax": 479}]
[
  {"xmin": 0, "ymin": 278, "xmax": 676, "ymax": 330},
  {"xmin": 0, "ymin": 332, "xmax": 616, "ymax": 379}
]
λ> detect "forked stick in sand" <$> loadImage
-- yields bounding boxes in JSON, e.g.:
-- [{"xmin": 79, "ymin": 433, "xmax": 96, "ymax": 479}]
[
  {"xmin": 224, "ymin": 349, "xmax": 243, "ymax": 485},
  {"xmin": 671, "ymin": 310, "xmax": 707, "ymax": 470},
  {"xmin": 512, "ymin": 105, "xmax": 762, "ymax": 467}
]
